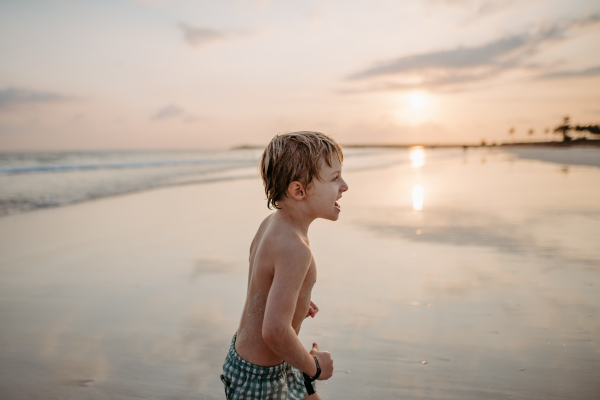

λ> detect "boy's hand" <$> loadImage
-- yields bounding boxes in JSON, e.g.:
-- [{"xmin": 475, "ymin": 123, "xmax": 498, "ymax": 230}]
[
  {"xmin": 310, "ymin": 343, "xmax": 333, "ymax": 380},
  {"xmin": 305, "ymin": 300, "xmax": 319, "ymax": 319}
]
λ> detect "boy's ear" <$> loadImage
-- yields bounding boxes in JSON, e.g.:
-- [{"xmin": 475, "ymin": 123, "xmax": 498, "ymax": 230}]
[{"xmin": 287, "ymin": 181, "xmax": 306, "ymax": 201}]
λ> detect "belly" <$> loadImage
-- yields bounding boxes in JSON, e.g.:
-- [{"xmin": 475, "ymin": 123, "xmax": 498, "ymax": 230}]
[{"xmin": 235, "ymin": 266, "xmax": 316, "ymax": 365}]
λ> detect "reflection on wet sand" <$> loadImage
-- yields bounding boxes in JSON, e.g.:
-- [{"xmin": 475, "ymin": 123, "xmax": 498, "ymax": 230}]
[
  {"xmin": 410, "ymin": 146, "xmax": 425, "ymax": 212},
  {"xmin": 412, "ymin": 185, "xmax": 424, "ymax": 211},
  {"xmin": 0, "ymin": 147, "xmax": 599, "ymax": 399},
  {"xmin": 410, "ymin": 146, "xmax": 425, "ymax": 169},
  {"xmin": 189, "ymin": 258, "xmax": 241, "ymax": 282},
  {"xmin": 309, "ymin": 147, "xmax": 600, "ymax": 399}
]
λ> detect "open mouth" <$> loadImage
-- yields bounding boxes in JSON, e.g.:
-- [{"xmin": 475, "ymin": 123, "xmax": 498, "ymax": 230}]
[{"xmin": 334, "ymin": 201, "xmax": 341, "ymax": 211}]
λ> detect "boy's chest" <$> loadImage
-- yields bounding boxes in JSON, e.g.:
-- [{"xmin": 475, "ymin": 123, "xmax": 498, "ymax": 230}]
[
  {"xmin": 303, "ymin": 261, "xmax": 317, "ymax": 291},
  {"xmin": 291, "ymin": 263, "xmax": 317, "ymax": 328}
]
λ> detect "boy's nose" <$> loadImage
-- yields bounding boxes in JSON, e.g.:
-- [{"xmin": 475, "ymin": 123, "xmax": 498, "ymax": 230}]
[{"xmin": 340, "ymin": 178, "xmax": 349, "ymax": 192}]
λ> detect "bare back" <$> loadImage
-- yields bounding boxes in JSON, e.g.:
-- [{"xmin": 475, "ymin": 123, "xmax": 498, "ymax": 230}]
[{"xmin": 234, "ymin": 213, "xmax": 317, "ymax": 367}]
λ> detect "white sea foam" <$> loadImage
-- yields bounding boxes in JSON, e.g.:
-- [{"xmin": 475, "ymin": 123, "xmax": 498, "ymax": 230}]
[{"xmin": 0, "ymin": 150, "xmax": 261, "ymax": 217}]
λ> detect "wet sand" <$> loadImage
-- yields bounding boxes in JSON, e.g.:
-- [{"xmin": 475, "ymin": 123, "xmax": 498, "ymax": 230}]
[
  {"xmin": 504, "ymin": 146, "xmax": 600, "ymax": 168},
  {"xmin": 0, "ymin": 148, "xmax": 599, "ymax": 399}
]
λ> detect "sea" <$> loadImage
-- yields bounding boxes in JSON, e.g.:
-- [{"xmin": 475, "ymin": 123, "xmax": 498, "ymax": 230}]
[{"xmin": 0, "ymin": 147, "xmax": 460, "ymax": 218}]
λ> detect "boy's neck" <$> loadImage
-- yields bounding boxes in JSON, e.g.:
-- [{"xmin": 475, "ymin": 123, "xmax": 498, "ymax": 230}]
[{"xmin": 273, "ymin": 207, "xmax": 314, "ymax": 238}]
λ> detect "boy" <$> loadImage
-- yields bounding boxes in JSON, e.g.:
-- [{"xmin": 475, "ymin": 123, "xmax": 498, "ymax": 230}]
[{"xmin": 220, "ymin": 132, "xmax": 348, "ymax": 399}]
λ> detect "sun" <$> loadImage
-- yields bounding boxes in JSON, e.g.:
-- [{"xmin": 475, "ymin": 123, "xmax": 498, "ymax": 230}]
[
  {"xmin": 392, "ymin": 90, "xmax": 435, "ymax": 126},
  {"xmin": 409, "ymin": 92, "xmax": 426, "ymax": 110}
]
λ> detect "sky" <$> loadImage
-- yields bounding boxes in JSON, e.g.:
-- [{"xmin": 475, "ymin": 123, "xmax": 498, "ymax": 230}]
[{"xmin": 0, "ymin": 0, "xmax": 599, "ymax": 150}]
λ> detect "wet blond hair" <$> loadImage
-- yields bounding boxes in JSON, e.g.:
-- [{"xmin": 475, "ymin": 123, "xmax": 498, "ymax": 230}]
[{"xmin": 259, "ymin": 131, "xmax": 343, "ymax": 210}]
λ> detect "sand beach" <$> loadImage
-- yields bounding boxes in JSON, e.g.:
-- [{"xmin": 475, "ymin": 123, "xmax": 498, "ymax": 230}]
[
  {"xmin": 3, "ymin": 0, "xmax": 600, "ymax": 397},
  {"xmin": 0, "ymin": 147, "xmax": 599, "ymax": 399}
]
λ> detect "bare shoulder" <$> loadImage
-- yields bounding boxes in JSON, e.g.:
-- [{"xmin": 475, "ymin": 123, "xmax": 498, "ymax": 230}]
[
  {"xmin": 275, "ymin": 235, "xmax": 312, "ymax": 270},
  {"xmin": 264, "ymin": 218, "xmax": 312, "ymax": 272},
  {"xmin": 249, "ymin": 213, "xmax": 276, "ymax": 251}
]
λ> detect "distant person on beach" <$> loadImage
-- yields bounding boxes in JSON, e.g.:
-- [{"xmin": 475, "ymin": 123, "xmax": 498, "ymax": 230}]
[{"xmin": 220, "ymin": 132, "xmax": 348, "ymax": 399}]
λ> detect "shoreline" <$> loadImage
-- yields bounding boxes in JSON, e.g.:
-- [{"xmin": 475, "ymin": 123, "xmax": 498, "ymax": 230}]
[
  {"xmin": 2, "ymin": 146, "xmax": 599, "ymax": 219},
  {"xmin": 234, "ymin": 138, "xmax": 600, "ymax": 150}
]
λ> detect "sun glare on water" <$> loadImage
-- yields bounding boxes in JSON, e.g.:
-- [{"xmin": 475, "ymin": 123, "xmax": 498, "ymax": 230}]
[
  {"xmin": 412, "ymin": 185, "xmax": 424, "ymax": 211},
  {"xmin": 410, "ymin": 146, "xmax": 425, "ymax": 168},
  {"xmin": 410, "ymin": 146, "xmax": 425, "ymax": 210}
]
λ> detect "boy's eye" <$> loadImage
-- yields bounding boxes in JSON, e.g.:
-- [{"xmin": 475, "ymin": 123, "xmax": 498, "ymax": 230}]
[{"xmin": 333, "ymin": 176, "xmax": 339, "ymax": 181}]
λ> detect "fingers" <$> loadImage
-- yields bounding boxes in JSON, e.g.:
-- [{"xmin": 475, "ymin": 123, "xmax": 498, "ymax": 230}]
[
  {"xmin": 308, "ymin": 300, "xmax": 318, "ymax": 318},
  {"xmin": 306, "ymin": 305, "xmax": 318, "ymax": 318},
  {"xmin": 305, "ymin": 306, "xmax": 315, "ymax": 319},
  {"xmin": 310, "ymin": 342, "xmax": 334, "ymax": 380},
  {"xmin": 312, "ymin": 348, "xmax": 333, "ymax": 380}
]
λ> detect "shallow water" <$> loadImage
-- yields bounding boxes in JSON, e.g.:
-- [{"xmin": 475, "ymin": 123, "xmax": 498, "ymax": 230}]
[
  {"xmin": 0, "ymin": 147, "xmax": 598, "ymax": 399},
  {"xmin": 0, "ymin": 147, "xmax": 413, "ymax": 217}
]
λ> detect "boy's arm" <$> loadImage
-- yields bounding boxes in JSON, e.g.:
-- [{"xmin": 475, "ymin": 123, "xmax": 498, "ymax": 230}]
[{"xmin": 262, "ymin": 244, "xmax": 331, "ymax": 378}]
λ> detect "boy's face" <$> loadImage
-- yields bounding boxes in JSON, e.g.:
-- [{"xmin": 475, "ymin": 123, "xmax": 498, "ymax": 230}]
[{"xmin": 306, "ymin": 156, "xmax": 348, "ymax": 221}]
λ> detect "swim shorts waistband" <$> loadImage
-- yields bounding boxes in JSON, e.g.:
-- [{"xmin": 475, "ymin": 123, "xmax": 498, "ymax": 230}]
[{"xmin": 227, "ymin": 333, "xmax": 287, "ymax": 379}]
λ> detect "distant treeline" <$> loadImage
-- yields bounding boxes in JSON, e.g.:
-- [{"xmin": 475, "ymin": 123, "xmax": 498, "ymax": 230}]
[
  {"xmin": 508, "ymin": 116, "xmax": 600, "ymax": 143},
  {"xmin": 553, "ymin": 116, "xmax": 600, "ymax": 142}
]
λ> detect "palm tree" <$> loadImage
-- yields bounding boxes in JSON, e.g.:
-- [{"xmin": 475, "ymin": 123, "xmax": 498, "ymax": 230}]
[
  {"xmin": 575, "ymin": 124, "xmax": 600, "ymax": 138},
  {"xmin": 554, "ymin": 116, "xmax": 573, "ymax": 142},
  {"xmin": 552, "ymin": 116, "xmax": 600, "ymax": 141}
]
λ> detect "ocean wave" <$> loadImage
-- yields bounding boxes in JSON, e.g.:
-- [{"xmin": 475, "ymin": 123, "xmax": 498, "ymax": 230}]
[{"xmin": 0, "ymin": 157, "xmax": 257, "ymax": 175}]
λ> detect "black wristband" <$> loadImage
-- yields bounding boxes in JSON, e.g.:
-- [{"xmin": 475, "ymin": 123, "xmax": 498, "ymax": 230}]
[{"xmin": 302, "ymin": 356, "xmax": 320, "ymax": 395}]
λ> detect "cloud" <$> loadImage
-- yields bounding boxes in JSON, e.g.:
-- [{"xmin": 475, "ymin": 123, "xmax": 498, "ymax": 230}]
[
  {"xmin": 359, "ymin": 207, "xmax": 600, "ymax": 269},
  {"xmin": 0, "ymin": 87, "xmax": 72, "ymax": 108},
  {"xmin": 178, "ymin": 23, "xmax": 229, "ymax": 48},
  {"xmin": 427, "ymin": 0, "xmax": 470, "ymax": 5},
  {"xmin": 476, "ymin": 0, "xmax": 513, "ymax": 16},
  {"xmin": 425, "ymin": 0, "xmax": 514, "ymax": 16},
  {"xmin": 183, "ymin": 115, "xmax": 201, "ymax": 123},
  {"xmin": 350, "ymin": 34, "xmax": 529, "ymax": 78},
  {"xmin": 151, "ymin": 104, "xmax": 184, "ymax": 120},
  {"xmin": 538, "ymin": 65, "xmax": 600, "ymax": 80},
  {"xmin": 347, "ymin": 13, "xmax": 600, "ymax": 91},
  {"xmin": 131, "ymin": 0, "xmax": 163, "ymax": 6}
]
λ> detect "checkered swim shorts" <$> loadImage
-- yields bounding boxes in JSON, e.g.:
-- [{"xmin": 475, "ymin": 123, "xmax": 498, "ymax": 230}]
[{"xmin": 220, "ymin": 333, "xmax": 316, "ymax": 400}]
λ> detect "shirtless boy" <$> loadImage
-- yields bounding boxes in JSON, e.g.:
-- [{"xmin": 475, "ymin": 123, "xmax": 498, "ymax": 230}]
[{"xmin": 220, "ymin": 132, "xmax": 348, "ymax": 399}]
